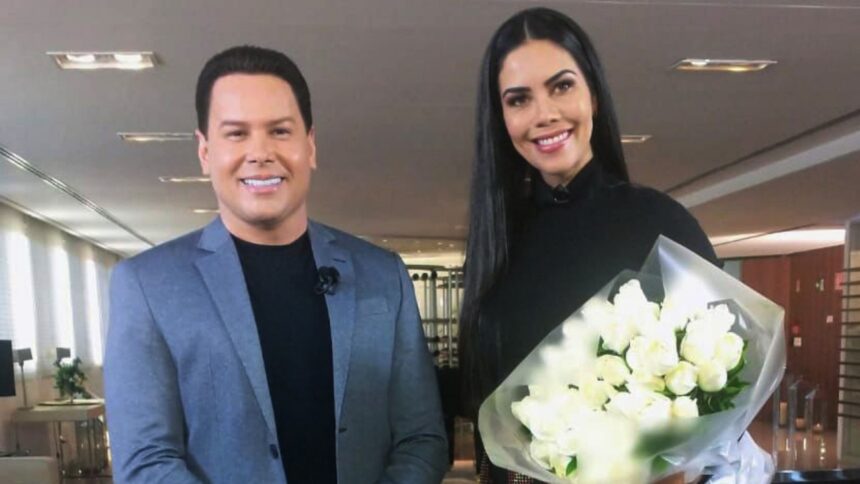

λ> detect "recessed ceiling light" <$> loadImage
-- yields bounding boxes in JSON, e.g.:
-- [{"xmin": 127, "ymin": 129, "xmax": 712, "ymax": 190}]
[
  {"xmin": 119, "ymin": 132, "xmax": 194, "ymax": 143},
  {"xmin": 159, "ymin": 176, "xmax": 210, "ymax": 183},
  {"xmin": 672, "ymin": 58, "xmax": 776, "ymax": 73},
  {"xmin": 114, "ymin": 53, "xmax": 144, "ymax": 64},
  {"xmin": 66, "ymin": 53, "xmax": 96, "ymax": 64},
  {"xmin": 48, "ymin": 51, "xmax": 158, "ymax": 70},
  {"xmin": 193, "ymin": 209, "xmax": 219, "ymax": 214},
  {"xmin": 621, "ymin": 135, "xmax": 652, "ymax": 144}
]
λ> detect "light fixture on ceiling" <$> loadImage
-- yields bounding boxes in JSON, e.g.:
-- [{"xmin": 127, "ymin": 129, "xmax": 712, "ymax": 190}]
[
  {"xmin": 159, "ymin": 176, "xmax": 210, "ymax": 183},
  {"xmin": 621, "ymin": 135, "xmax": 652, "ymax": 144},
  {"xmin": 47, "ymin": 51, "xmax": 158, "ymax": 70},
  {"xmin": 0, "ymin": 143, "xmax": 154, "ymax": 250},
  {"xmin": 672, "ymin": 58, "xmax": 776, "ymax": 73},
  {"xmin": 193, "ymin": 209, "xmax": 219, "ymax": 214},
  {"xmin": 66, "ymin": 53, "xmax": 96, "ymax": 64},
  {"xmin": 119, "ymin": 132, "xmax": 194, "ymax": 143}
]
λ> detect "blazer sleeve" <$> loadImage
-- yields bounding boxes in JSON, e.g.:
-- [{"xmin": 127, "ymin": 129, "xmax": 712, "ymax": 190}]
[
  {"xmin": 377, "ymin": 255, "xmax": 449, "ymax": 483},
  {"xmin": 104, "ymin": 261, "xmax": 205, "ymax": 484}
]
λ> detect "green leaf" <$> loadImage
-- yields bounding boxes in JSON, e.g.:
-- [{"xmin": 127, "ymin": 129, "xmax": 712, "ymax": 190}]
[
  {"xmin": 635, "ymin": 429, "xmax": 689, "ymax": 457},
  {"xmin": 597, "ymin": 338, "xmax": 621, "ymax": 357},
  {"xmin": 651, "ymin": 456, "xmax": 672, "ymax": 475},
  {"xmin": 566, "ymin": 456, "xmax": 578, "ymax": 476},
  {"xmin": 53, "ymin": 357, "xmax": 89, "ymax": 399}
]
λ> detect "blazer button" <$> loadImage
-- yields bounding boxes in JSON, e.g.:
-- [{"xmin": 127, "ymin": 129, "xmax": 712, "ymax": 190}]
[{"xmin": 270, "ymin": 444, "xmax": 280, "ymax": 459}]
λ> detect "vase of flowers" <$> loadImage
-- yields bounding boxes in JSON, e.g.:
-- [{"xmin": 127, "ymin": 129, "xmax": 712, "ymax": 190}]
[{"xmin": 53, "ymin": 357, "xmax": 90, "ymax": 402}]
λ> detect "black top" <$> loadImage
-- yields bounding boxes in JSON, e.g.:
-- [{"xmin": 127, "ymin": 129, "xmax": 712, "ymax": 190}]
[
  {"xmin": 479, "ymin": 160, "xmax": 718, "ymax": 479},
  {"xmin": 233, "ymin": 232, "xmax": 337, "ymax": 484},
  {"xmin": 479, "ymin": 161, "xmax": 718, "ymax": 480}
]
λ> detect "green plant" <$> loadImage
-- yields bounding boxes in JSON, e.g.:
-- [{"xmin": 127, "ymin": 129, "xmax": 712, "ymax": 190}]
[{"xmin": 53, "ymin": 357, "xmax": 89, "ymax": 400}]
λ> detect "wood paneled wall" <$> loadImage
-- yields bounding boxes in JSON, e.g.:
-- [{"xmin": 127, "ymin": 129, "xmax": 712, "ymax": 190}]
[{"xmin": 741, "ymin": 245, "xmax": 843, "ymax": 429}]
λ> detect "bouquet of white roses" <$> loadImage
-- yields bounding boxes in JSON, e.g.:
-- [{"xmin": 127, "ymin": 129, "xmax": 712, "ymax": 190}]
[{"xmin": 479, "ymin": 236, "xmax": 786, "ymax": 484}]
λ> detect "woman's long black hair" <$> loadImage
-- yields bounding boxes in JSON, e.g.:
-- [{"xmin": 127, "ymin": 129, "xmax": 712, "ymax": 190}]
[{"xmin": 460, "ymin": 7, "xmax": 630, "ymax": 417}]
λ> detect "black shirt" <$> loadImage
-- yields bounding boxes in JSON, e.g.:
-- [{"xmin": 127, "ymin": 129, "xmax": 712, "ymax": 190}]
[
  {"xmin": 234, "ymin": 232, "xmax": 337, "ymax": 484},
  {"xmin": 484, "ymin": 160, "xmax": 718, "ymax": 383},
  {"xmin": 479, "ymin": 161, "xmax": 718, "ymax": 481}
]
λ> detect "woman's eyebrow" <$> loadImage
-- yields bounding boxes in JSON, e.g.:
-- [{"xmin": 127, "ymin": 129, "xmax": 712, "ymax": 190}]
[{"xmin": 544, "ymin": 69, "xmax": 576, "ymax": 87}]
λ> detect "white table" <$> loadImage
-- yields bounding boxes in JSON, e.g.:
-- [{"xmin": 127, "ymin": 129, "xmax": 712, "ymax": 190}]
[{"xmin": 12, "ymin": 401, "xmax": 108, "ymax": 478}]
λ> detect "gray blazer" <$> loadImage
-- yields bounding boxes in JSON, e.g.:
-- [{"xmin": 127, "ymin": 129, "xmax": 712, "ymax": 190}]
[{"xmin": 104, "ymin": 218, "xmax": 448, "ymax": 483}]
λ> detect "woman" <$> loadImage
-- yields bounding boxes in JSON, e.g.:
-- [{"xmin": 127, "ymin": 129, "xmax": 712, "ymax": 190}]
[{"xmin": 460, "ymin": 7, "xmax": 719, "ymax": 483}]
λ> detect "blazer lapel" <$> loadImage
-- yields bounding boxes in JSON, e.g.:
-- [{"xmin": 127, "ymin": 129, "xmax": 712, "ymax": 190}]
[
  {"xmin": 308, "ymin": 221, "xmax": 355, "ymax": 427},
  {"xmin": 194, "ymin": 218, "xmax": 277, "ymax": 436}
]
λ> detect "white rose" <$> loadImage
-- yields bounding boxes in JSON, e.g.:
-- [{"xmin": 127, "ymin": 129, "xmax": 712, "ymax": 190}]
[
  {"xmin": 672, "ymin": 396, "xmax": 699, "ymax": 418},
  {"xmin": 511, "ymin": 397, "xmax": 540, "ymax": 429},
  {"xmin": 582, "ymin": 298, "xmax": 615, "ymax": 326},
  {"xmin": 595, "ymin": 355, "xmax": 631, "ymax": 386},
  {"xmin": 529, "ymin": 439, "xmax": 559, "ymax": 470},
  {"xmin": 512, "ymin": 393, "xmax": 568, "ymax": 441},
  {"xmin": 665, "ymin": 361, "xmax": 698, "ymax": 396},
  {"xmin": 511, "ymin": 385, "xmax": 590, "ymax": 432},
  {"xmin": 528, "ymin": 384, "xmax": 569, "ymax": 401},
  {"xmin": 606, "ymin": 391, "xmax": 650, "ymax": 420},
  {"xmin": 555, "ymin": 427, "xmax": 580, "ymax": 456},
  {"xmin": 598, "ymin": 319, "xmax": 638, "ymax": 354},
  {"xmin": 659, "ymin": 297, "xmax": 691, "ymax": 332},
  {"xmin": 706, "ymin": 304, "xmax": 736, "ymax": 334},
  {"xmin": 613, "ymin": 280, "xmax": 649, "ymax": 314},
  {"xmin": 627, "ymin": 370, "xmax": 666, "ymax": 393},
  {"xmin": 680, "ymin": 330, "xmax": 717, "ymax": 366},
  {"xmin": 714, "ymin": 332, "xmax": 744, "ymax": 371},
  {"xmin": 633, "ymin": 302, "xmax": 662, "ymax": 335},
  {"xmin": 614, "ymin": 280, "xmax": 662, "ymax": 334},
  {"xmin": 580, "ymin": 378, "xmax": 617, "ymax": 409},
  {"xmin": 529, "ymin": 412, "xmax": 567, "ymax": 444},
  {"xmin": 550, "ymin": 453, "xmax": 573, "ymax": 477},
  {"xmin": 637, "ymin": 392, "xmax": 673, "ymax": 429},
  {"xmin": 698, "ymin": 360, "xmax": 728, "ymax": 392},
  {"xmin": 556, "ymin": 389, "xmax": 591, "ymax": 426},
  {"xmin": 626, "ymin": 336, "xmax": 679, "ymax": 377},
  {"xmin": 684, "ymin": 318, "xmax": 709, "ymax": 338}
]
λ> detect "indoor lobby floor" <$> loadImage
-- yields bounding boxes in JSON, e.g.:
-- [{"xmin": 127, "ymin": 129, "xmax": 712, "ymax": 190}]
[{"xmin": 50, "ymin": 419, "xmax": 844, "ymax": 483}]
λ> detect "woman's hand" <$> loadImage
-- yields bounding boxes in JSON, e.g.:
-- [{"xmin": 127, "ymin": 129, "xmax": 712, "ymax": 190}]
[{"xmin": 651, "ymin": 472, "xmax": 688, "ymax": 484}]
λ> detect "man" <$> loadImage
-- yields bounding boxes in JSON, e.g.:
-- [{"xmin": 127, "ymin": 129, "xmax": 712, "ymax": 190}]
[{"xmin": 104, "ymin": 45, "xmax": 448, "ymax": 484}]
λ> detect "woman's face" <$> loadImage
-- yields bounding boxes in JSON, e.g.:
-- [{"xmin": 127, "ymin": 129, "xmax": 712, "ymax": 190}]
[{"xmin": 498, "ymin": 39, "xmax": 595, "ymax": 187}]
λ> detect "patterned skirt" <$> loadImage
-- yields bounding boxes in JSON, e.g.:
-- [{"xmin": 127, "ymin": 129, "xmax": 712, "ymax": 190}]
[{"xmin": 479, "ymin": 453, "xmax": 539, "ymax": 484}]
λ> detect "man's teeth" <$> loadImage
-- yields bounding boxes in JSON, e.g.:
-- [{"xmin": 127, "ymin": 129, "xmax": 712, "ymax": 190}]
[
  {"xmin": 243, "ymin": 178, "xmax": 282, "ymax": 187},
  {"xmin": 537, "ymin": 131, "xmax": 570, "ymax": 146}
]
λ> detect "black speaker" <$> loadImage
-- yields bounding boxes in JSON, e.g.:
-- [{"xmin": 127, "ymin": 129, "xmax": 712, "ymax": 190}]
[{"xmin": 0, "ymin": 340, "xmax": 15, "ymax": 397}]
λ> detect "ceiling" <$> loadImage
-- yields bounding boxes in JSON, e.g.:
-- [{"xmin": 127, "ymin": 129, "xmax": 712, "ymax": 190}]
[{"xmin": 2, "ymin": 0, "xmax": 859, "ymax": 261}]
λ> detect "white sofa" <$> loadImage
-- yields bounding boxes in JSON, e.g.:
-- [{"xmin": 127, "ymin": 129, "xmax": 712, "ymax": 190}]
[{"xmin": 0, "ymin": 456, "xmax": 60, "ymax": 484}]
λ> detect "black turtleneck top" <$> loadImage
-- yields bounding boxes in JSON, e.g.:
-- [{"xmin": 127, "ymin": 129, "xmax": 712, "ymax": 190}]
[
  {"xmin": 233, "ymin": 233, "xmax": 337, "ymax": 484},
  {"xmin": 482, "ymin": 159, "xmax": 719, "ymax": 386}
]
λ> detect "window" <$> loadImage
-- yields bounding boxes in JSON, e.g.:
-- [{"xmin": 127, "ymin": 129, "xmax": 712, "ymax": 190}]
[{"xmin": 0, "ymin": 203, "xmax": 117, "ymax": 375}]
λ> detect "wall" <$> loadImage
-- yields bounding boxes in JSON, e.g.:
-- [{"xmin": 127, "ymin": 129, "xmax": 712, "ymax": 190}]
[
  {"xmin": 741, "ymin": 245, "xmax": 843, "ymax": 429},
  {"xmin": 787, "ymin": 245, "xmax": 843, "ymax": 429}
]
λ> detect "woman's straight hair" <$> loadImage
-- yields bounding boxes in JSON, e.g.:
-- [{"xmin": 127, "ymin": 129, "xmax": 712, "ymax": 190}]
[{"xmin": 460, "ymin": 7, "xmax": 629, "ymax": 416}]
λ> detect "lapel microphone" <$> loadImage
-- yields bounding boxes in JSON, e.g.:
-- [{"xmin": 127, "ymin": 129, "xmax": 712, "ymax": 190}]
[{"xmin": 314, "ymin": 266, "xmax": 340, "ymax": 295}]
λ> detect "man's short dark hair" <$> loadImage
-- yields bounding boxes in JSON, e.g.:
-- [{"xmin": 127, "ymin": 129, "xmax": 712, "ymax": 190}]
[{"xmin": 195, "ymin": 45, "xmax": 313, "ymax": 135}]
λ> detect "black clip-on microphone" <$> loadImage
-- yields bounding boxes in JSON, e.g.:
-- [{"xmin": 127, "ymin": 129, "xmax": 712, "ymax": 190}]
[{"xmin": 314, "ymin": 266, "xmax": 340, "ymax": 295}]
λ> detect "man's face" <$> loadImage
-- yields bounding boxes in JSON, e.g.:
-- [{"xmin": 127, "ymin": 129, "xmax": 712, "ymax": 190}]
[{"xmin": 197, "ymin": 73, "xmax": 316, "ymax": 240}]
